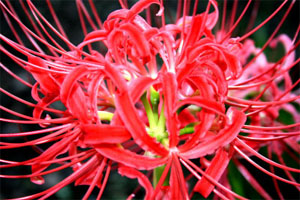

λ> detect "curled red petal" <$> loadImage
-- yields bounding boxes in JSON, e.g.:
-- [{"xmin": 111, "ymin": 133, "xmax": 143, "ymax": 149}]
[
  {"xmin": 60, "ymin": 65, "xmax": 88, "ymax": 104},
  {"xmin": 177, "ymin": 108, "xmax": 197, "ymax": 127},
  {"xmin": 185, "ymin": 39, "xmax": 214, "ymax": 62},
  {"xmin": 60, "ymin": 66, "xmax": 91, "ymax": 123},
  {"xmin": 179, "ymin": 110, "xmax": 215, "ymax": 152},
  {"xmin": 182, "ymin": 0, "xmax": 218, "ymax": 49},
  {"xmin": 67, "ymin": 85, "xmax": 90, "ymax": 123},
  {"xmin": 118, "ymin": 166, "xmax": 154, "ymax": 200},
  {"xmin": 206, "ymin": 0, "xmax": 219, "ymax": 30},
  {"xmin": 186, "ymin": 42, "xmax": 242, "ymax": 79},
  {"xmin": 82, "ymin": 124, "xmax": 131, "ymax": 144},
  {"xmin": 95, "ymin": 144, "xmax": 167, "ymax": 170},
  {"xmin": 128, "ymin": 76, "xmax": 156, "ymax": 102},
  {"xmin": 194, "ymin": 148, "xmax": 230, "ymax": 197},
  {"xmin": 26, "ymin": 55, "xmax": 59, "ymax": 95},
  {"xmin": 33, "ymin": 95, "xmax": 58, "ymax": 120},
  {"xmin": 83, "ymin": 30, "xmax": 107, "ymax": 42},
  {"xmin": 181, "ymin": 107, "xmax": 246, "ymax": 158},
  {"xmin": 161, "ymin": 72, "xmax": 179, "ymax": 148},
  {"xmin": 30, "ymin": 176, "xmax": 45, "ymax": 185},
  {"xmin": 119, "ymin": 23, "xmax": 150, "ymax": 63},
  {"xmin": 107, "ymin": 9, "xmax": 128, "ymax": 21},
  {"xmin": 184, "ymin": 15, "xmax": 204, "ymax": 49},
  {"xmin": 174, "ymin": 97, "xmax": 225, "ymax": 118},
  {"xmin": 127, "ymin": 0, "xmax": 162, "ymax": 21},
  {"xmin": 177, "ymin": 62, "xmax": 197, "ymax": 84},
  {"xmin": 202, "ymin": 61, "xmax": 227, "ymax": 96},
  {"xmin": 222, "ymin": 50, "xmax": 242, "ymax": 79}
]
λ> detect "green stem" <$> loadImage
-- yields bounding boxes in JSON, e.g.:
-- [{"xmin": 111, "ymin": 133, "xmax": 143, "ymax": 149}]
[
  {"xmin": 180, "ymin": 126, "xmax": 195, "ymax": 135},
  {"xmin": 141, "ymin": 93, "xmax": 156, "ymax": 128},
  {"xmin": 142, "ymin": 93, "xmax": 170, "ymax": 187},
  {"xmin": 157, "ymin": 103, "xmax": 166, "ymax": 134},
  {"xmin": 150, "ymin": 87, "xmax": 160, "ymax": 124}
]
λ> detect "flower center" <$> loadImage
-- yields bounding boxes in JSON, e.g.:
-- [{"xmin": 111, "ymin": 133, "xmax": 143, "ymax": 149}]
[{"xmin": 142, "ymin": 88, "xmax": 169, "ymax": 148}]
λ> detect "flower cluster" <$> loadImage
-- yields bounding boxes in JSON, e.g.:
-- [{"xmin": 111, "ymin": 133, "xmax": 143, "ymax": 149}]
[{"xmin": 1, "ymin": 0, "xmax": 299, "ymax": 199}]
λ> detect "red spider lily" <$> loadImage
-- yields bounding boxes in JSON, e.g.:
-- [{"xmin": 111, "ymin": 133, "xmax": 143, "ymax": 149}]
[{"xmin": 1, "ymin": 0, "xmax": 299, "ymax": 199}]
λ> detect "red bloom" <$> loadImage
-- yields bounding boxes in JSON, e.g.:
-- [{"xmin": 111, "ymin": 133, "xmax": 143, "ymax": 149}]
[{"xmin": 1, "ymin": 0, "xmax": 299, "ymax": 199}]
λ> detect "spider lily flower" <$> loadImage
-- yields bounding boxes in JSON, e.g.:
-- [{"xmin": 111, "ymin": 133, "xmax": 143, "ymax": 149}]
[{"xmin": 1, "ymin": 0, "xmax": 299, "ymax": 199}]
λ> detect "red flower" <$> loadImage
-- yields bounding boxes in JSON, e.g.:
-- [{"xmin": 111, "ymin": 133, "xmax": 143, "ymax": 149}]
[{"xmin": 1, "ymin": 0, "xmax": 299, "ymax": 199}]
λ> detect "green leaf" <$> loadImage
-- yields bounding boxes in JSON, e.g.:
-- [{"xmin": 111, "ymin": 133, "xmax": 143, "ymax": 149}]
[
  {"xmin": 277, "ymin": 109, "xmax": 295, "ymax": 125},
  {"xmin": 228, "ymin": 161, "xmax": 246, "ymax": 197}
]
